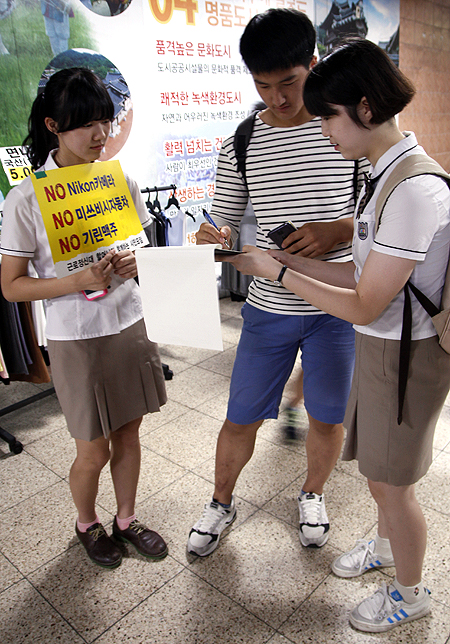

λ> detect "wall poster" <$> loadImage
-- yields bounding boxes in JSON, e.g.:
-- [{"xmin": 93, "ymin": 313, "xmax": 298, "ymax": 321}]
[{"xmin": 0, "ymin": 0, "xmax": 399, "ymax": 242}]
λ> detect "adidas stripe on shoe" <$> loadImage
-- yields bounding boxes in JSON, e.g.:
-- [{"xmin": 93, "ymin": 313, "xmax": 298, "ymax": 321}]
[
  {"xmin": 187, "ymin": 497, "xmax": 236, "ymax": 557},
  {"xmin": 332, "ymin": 539, "xmax": 395, "ymax": 578},
  {"xmin": 349, "ymin": 583, "xmax": 431, "ymax": 633}
]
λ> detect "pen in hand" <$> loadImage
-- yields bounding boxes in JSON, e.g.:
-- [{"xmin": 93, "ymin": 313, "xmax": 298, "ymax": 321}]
[{"xmin": 202, "ymin": 209, "xmax": 231, "ymax": 249}]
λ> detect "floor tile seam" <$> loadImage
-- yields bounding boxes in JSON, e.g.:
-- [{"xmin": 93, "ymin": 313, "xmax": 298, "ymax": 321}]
[
  {"xmin": 0, "ymin": 421, "xmax": 68, "ymax": 450},
  {"xmin": 188, "ymin": 549, "xmax": 334, "ymax": 635},
  {"xmin": 255, "ymin": 432, "xmax": 308, "ymax": 458},
  {"xmin": 160, "ymin": 355, "xmax": 226, "ymax": 368},
  {"xmin": 138, "ymin": 408, "xmax": 196, "ymax": 437},
  {"xmin": 0, "ymin": 476, "xmax": 69, "ymax": 515},
  {"xmin": 425, "ymin": 593, "xmax": 450, "ymax": 610},
  {"xmin": 11, "ymin": 550, "xmax": 186, "ymax": 636},
  {"xmin": 139, "ymin": 443, "xmax": 217, "ymax": 473},
  {"xmin": 430, "ymin": 446, "xmax": 450, "ymax": 462},
  {"xmin": 418, "ymin": 499, "xmax": 450, "ymax": 518},
  {"xmin": 86, "ymin": 567, "xmax": 190, "ymax": 644},
  {"xmin": 265, "ymin": 633, "xmax": 297, "ymax": 644},
  {"xmin": 166, "ymin": 392, "xmax": 230, "ymax": 412},
  {"xmin": 1, "ymin": 574, "xmax": 88, "ymax": 643},
  {"xmin": 181, "ymin": 565, "xmax": 279, "ymax": 634},
  {"xmin": 170, "ymin": 358, "xmax": 237, "ymax": 379},
  {"xmin": 196, "ymin": 363, "xmax": 235, "ymax": 378},
  {"xmin": 19, "ymin": 444, "xmax": 70, "ymax": 478},
  {"xmin": 257, "ymin": 475, "xmax": 309, "ymax": 512},
  {"xmin": 131, "ymin": 470, "xmax": 194, "ymax": 508},
  {"xmin": 0, "ymin": 552, "xmax": 26, "ymax": 592},
  {"xmin": 3, "ymin": 536, "xmax": 82, "ymax": 578},
  {"xmin": 140, "ymin": 409, "xmax": 224, "ymax": 437},
  {"xmin": 274, "ymin": 572, "xmax": 337, "ymax": 637},
  {"xmin": 332, "ymin": 463, "xmax": 371, "ymax": 483},
  {"xmin": 139, "ymin": 440, "xmax": 194, "ymax": 469},
  {"xmin": 182, "ymin": 469, "xmax": 267, "ymax": 513}
]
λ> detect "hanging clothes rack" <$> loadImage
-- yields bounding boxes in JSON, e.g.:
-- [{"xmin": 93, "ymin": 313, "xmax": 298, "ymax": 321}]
[
  {"xmin": 0, "ymin": 387, "xmax": 55, "ymax": 454},
  {"xmin": 139, "ymin": 184, "xmax": 178, "ymax": 382},
  {"xmin": 140, "ymin": 184, "xmax": 177, "ymax": 195}
]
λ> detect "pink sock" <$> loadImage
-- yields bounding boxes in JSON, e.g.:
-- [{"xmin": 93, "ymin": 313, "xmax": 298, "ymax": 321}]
[
  {"xmin": 116, "ymin": 514, "xmax": 136, "ymax": 530},
  {"xmin": 77, "ymin": 515, "xmax": 100, "ymax": 533}
]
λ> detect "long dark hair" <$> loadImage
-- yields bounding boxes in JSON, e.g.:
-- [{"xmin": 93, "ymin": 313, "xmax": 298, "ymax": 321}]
[
  {"xmin": 23, "ymin": 68, "xmax": 114, "ymax": 170},
  {"xmin": 303, "ymin": 38, "xmax": 415, "ymax": 127}
]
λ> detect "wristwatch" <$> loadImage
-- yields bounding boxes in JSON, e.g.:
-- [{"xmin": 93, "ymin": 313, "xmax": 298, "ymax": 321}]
[{"xmin": 274, "ymin": 265, "xmax": 288, "ymax": 286}]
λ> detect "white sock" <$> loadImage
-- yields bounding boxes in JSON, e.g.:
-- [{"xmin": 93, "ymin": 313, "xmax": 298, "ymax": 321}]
[
  {"xmin": 374, "ymin": 533, "xmax": 392, "ymax": 560},
  {"xmin": 392, "ymin": 578, "xmax": 425, "ymax": 604}
]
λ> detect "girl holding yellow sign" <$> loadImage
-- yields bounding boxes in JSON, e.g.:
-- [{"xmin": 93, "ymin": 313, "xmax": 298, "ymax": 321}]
[{"xmin": 0, "ymin": 68, "xmax": 168, "ymax": 569}]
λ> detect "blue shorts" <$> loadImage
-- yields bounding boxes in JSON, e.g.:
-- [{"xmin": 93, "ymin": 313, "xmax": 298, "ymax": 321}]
[{"xmin": 227, "ymin": 303, "xmax": 355, "ymax": 425}]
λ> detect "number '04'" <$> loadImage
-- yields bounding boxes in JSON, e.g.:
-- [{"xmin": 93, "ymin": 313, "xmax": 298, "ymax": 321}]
[{"xmin": 149, "ymin": 0, "xmax": 198, "ymax": 25}]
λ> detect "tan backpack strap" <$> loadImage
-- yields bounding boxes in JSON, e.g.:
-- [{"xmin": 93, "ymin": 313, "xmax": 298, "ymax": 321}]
[{"xmin": 374, "ymin": 154, "xmax": 450, "ymax": 231}]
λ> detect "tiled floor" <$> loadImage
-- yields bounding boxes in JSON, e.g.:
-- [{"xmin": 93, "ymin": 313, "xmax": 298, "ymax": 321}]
[{"xmin": 1, "ymin": 296, "xmax": 450, "ymax": 643}]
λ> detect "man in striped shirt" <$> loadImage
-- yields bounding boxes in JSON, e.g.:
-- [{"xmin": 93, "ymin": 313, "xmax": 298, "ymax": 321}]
[{"xmin": 188, "ymin": 8, "xmax": 367, "ymax": 557}]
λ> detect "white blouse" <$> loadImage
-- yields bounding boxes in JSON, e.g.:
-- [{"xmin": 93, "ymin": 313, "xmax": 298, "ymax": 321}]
[
  {"xmin": 352, "ymin": 133, "xmax": 450, "ymax": 340},
  {"xmin": 1, "ymin": 152, "xmax": 151, "ymax": 341}
]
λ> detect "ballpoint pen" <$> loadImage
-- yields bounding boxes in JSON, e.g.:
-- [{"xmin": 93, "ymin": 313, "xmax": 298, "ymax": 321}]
[{"xmin": 202, "ymin": 209, "xmax": 231, "ymax": 248}]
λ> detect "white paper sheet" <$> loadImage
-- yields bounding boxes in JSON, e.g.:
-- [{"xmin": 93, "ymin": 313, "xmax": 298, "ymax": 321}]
[{"xmin": 135, "ymin": 246, "xmax": 223, "ymax": 350}]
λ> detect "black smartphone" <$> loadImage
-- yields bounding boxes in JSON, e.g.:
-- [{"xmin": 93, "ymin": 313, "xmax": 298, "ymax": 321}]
[{"xmin": 267, "ymin": 221, "xmax": 296, "ymax": 248}]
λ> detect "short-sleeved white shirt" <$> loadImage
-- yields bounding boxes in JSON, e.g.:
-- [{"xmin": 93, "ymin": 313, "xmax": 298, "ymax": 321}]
[
  {"xmin": 0, "ymin": 152, "xmax": 151, "ymax": 341},
  {"xmin": 353, "ymin": 133, "xmax": 450, "ymax": 340}
]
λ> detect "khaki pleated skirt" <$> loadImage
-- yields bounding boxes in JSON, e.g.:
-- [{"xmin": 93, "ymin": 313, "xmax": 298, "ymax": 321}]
[
  {"xmin": 343, "ymin": 331, "xmax": 450, "ymax": 485},
  {"xmin": 47, "ymin": 319, "xmax": 167, "ymax": 441}
]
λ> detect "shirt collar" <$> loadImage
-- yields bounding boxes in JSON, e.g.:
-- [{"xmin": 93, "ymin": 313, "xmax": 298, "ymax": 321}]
[
  {"xmin": 44, "ymin": 150, "xmax": 60, "ymax": 171},
  {"xmin": 371, "ymin": 132, "xmax": 419, "ymax": 180}
]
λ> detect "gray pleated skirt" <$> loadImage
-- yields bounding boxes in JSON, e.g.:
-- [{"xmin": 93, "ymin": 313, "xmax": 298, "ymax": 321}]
[
  {"xmin": 47, "ymin": 319, "xmax": 167, "ymax": 441},
  {"xmin": 343, "ymin": 331, "xmax": 450, "ymax": 485}
]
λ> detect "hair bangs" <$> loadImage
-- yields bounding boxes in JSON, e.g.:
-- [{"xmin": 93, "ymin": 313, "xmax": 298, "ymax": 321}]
[
  {"xmin": 303, "ymin": 70, "xmax": 340, "ymax": 118},
  {"xmin": 57, "ymin": 73, "xmax": 114, "ymax": 133}
]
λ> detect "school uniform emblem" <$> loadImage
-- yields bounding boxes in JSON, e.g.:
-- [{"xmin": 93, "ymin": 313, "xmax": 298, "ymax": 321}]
[{"xmin": 358, "ymin": 221, "xmax": 368, "ymax": 240}]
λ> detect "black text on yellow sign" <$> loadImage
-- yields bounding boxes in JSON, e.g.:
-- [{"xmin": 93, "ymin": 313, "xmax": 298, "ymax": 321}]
[{"xmin": 8, "ymin": 165, "xmax": 33, "ymax": 182}]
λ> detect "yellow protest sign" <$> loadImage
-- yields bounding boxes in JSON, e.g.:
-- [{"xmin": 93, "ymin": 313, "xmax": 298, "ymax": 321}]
[{"xmin": 31, "ymin": 160, "xmax": 147, "ymax": 278}]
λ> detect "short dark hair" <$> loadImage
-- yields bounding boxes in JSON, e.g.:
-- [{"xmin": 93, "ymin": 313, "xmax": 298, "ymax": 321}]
[
  {"xmin": 303, "ymin": 38, "xmax": 415, "ymax": 127},
  {"xmin": 239, "ymin": 8, "xmax": 316, "ymax": 74},
  {"xmin": 24, "ymin": 68, "xmax": 114, "ymax": 169}
]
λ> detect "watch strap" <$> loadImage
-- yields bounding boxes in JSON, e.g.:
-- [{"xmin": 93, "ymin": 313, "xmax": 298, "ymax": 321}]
[{"xmin": 274, "ymin": 265, "xmax": 287, "ymax": 286}]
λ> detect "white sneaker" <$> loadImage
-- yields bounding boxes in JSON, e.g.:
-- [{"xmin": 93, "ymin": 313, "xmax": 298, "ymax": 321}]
[
  {"xmin": 187, "ymin": 497, "xmax": 236, "ymax": 557},
  {"xmin": 332, "ymin": 539, "xmax": 395, "ymax": 578},
  {"xmin": 298, "ymin": 492, "xmax": 329, "ymax": 548},
  {"xmin": 350, "ymin": 583, "xmax": 431, "ymax": 633}
]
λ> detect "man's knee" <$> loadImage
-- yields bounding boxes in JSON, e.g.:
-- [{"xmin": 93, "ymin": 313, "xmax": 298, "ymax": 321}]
[
  {"xmin": 308, "ymin": 415, "xmax": 344, "ymax": 438},
  {"xmin": 222, "ymin": 418, "xmax": 263, "ymax": 437}
]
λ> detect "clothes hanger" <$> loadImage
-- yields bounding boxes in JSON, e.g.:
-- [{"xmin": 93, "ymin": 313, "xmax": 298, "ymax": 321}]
[
  {"xmin": 165, "ymin": 189, "xmax": 180, "ymax": 210},
  {"xmin": 152, "ymin": 187, "xmax": 162, "ymax": 213}
]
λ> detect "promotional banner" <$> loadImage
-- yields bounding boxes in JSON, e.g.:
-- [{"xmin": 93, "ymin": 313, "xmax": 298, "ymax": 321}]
[{"xmin": 0, "ymin": 0, "xmax": 399, "ymax": 242}]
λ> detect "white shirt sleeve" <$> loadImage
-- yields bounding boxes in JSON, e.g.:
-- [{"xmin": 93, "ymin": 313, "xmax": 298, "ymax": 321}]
[{"xmin": 373, "ymin": 174, "xmax": 449, "ymax": 261}]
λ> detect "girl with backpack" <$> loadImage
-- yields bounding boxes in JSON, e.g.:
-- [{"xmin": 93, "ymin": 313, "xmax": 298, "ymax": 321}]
[{"xmin": 229, "ymin": 38, "xmax": 450, "ymax": 633}]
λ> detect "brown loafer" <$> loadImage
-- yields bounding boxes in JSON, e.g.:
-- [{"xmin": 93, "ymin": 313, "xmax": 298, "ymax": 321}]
[
  {"xmin": 113, "ymin": 517, "xmax": 168, "ymax": 560},
  {"xmin": 75, "ymin": 522, "xmax": 122, "ymax": 569}
]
